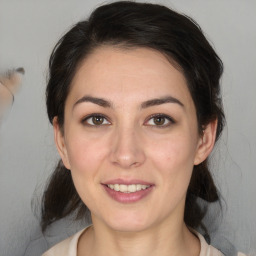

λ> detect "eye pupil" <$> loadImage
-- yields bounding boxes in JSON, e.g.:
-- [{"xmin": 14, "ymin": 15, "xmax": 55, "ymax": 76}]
[
  {"xmin": 93, "ymin": 116, "xmax": 104, "ymax": 125},
  {"xmin": 154, "ymin": 117, "xmax": 165, "ymax": 125}
]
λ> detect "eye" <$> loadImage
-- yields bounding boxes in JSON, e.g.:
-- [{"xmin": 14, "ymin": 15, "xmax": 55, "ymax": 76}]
[
  {"xmin": 145, "ymin": 114, "xmax": 175, "ymax": 127},
  {"xmin": 82, "ymin": 115, "xmax": 111, "ymax": 126}
]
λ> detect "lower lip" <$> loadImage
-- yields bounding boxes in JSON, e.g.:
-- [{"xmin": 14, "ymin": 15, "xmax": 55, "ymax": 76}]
[{"xmin": 103, "ymin": 185, "xmax": 154, "ymax": 203}]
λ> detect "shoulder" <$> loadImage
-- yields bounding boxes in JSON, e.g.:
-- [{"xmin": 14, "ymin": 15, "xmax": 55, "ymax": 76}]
[
  {"xmin": 42, "ymin": 228, "xmax": 86, "ymax": 256},
  {"xmin": 193, "ymin": 230, "xmax": 247, "ymax": 256},
  {"xmin": 194, "ymin": 231, "xmax": 224, "ymax": 256}
]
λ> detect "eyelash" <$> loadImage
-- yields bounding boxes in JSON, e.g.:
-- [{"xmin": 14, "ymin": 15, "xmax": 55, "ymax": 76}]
[
  {"xmin": 144, "ymin": 114, "xmax": 175, "ymax": 128},
  {"xmin": 81, "ymin": 114, "xmax": 111, "ymax": 126},
  {"xmin": 81, "ymin": 113, "xmax": 175, "ymax": 127}
]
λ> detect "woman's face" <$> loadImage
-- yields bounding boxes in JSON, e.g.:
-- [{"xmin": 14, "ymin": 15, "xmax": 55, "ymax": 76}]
[{"xmin": 55, "ymin": 46, "xmax": 213, "ymax": 232}]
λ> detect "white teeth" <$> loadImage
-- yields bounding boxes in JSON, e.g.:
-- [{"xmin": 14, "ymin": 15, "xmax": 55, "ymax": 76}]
[
  {"xmin": 141, "ymin": 185, "xmax": 147, "ymax": 190},
  {"xmin": 119, "ymin": 184, "xmax": 128, "ymax": 192},
  {"xmin": 129, "ymin": 184, "xmax": 136, "ymax": 192},
  {"xmin": 136, "ymin": 184, "xmax": 142, "ymax": 191},
  {"xmin": 114, "ymin": 184, "xmax": 120, "ymax": 191},
  {"xmin": 107, "ymin": 184, "xmax": 150, "ymax": 193},
  {"xmin": 109, "ymin": 184, "xmax": 114, "ymax": 189}
]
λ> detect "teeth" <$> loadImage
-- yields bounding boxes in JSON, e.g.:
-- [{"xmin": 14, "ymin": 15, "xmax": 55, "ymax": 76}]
[
  {"xmin": 109, "ymin": 184, "xmax": 114, "ymax": 189},
  {"xmin": 107, "ymin": 184, "xmax": 150, "ymax": 193},
  {"xmin": 119, "ymin": 184, "xmax": 128, "ymax": 192}
]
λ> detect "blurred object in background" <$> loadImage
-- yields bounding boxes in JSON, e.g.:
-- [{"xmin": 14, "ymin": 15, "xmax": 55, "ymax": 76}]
[{"xmin": 0, "ymin": 67, "xmax": 25, "ymax": 122}]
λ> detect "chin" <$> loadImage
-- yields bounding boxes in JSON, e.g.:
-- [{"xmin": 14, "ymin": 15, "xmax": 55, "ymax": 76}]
[{"xmin": 102, "ymin": 211, "xmax": 154, "ymax": 233}]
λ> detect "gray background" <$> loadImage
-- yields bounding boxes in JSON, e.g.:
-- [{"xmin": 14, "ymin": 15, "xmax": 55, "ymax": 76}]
[{"xmin": 0, "ymin": 0, "xmax": 255, "ymax": 255}]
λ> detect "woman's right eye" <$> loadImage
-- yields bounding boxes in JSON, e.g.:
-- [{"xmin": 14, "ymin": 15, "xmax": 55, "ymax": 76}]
[{"xmin": 82, "ymin": 115, "xmax": 111, "ymax": 126}]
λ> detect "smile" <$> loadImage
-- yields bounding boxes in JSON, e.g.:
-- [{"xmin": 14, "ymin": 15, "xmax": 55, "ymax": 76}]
[
  {"xmin": 107, "ymin": 184, "xmax": 150, "ymax": 193},
  {"xmin": 103, "ymin": 182, "xmax": 154, "ymax": 203}
]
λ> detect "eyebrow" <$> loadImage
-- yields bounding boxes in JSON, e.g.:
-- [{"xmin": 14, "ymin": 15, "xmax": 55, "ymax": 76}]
[
  {"xmin": 73, "ymin": 96, "xmax": 112, "ymax": 109},
  {"xmin": 73, "ymin": 95, "xmax": 184, "ymax": 110},
  {"xmin": 141, "ymin": 96, "xmax": 184, "ymax": 109}
]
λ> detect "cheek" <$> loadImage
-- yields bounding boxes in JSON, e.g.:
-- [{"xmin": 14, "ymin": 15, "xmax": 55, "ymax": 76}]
[
  {"xmin": 65, "ymin": 133, "xmax": 109, "ymax": 174},
  {"xmin": 148, "ymin": 132, "xmax": 198, "ymax": 170},
  {"xmin": 65, "ymin": 135, "xmax": 110, "ymax": 206},
  {"xmin": 149, "ymin": 134, "xmax": 197, "ymax": 203}
]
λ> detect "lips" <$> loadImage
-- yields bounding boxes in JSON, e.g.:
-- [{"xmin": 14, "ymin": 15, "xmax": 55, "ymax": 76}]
[{"xmin": 102, "ymin": 179, "xmax": 154, "ymax": 203}]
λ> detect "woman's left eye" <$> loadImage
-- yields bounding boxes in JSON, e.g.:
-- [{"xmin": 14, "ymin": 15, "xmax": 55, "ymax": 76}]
[
  {"xmin": 145, "ymin": 115, "xmax": 175, "ymax": 127},
  {"xmin": 82, "ymin": 115, "xmax": 110, "ymax": 126}
]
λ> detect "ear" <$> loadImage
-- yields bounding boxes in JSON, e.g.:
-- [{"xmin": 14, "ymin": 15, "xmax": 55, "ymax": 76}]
[
  {"xmin": 53, "ymin": 117, "xmax": 71, "ymax": 169},
  {"xmin": 194, "ymin": 119, "xmax": 218, "ymax": 165}
]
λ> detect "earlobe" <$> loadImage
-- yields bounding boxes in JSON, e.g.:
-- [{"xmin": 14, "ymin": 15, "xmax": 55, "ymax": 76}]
[
  {"xmin": 53, "ymin": 117, "xmax": 71, "ymax": 169},
  {"xmin": 194, "ymin": 120, "xmax": 218, "ymax": 165}
]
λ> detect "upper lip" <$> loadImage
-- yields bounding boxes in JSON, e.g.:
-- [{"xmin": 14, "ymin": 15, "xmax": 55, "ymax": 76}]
[{"xmin": 102, "ymin": 178, "xmax": 154, "ymax": 186}]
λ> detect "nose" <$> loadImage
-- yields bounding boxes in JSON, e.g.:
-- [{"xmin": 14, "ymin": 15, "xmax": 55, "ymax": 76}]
[{"xmin": 110, "ymin": 126, "xmax": 146, "ymax": 169}]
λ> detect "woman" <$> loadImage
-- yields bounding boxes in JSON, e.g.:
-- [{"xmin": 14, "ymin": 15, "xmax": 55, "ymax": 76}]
[{"xmin": 41, "ymin": 1, "xmax": 245, "ymax": 255}]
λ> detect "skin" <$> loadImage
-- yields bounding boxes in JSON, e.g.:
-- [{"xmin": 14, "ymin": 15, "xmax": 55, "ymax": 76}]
[
  {"xmin": 0, "ymin": 83, "xmax": 13, "ymax": 116},
  {"xmin": 0, "ymin": 69, "xmax": 24, "ymax": 120},
  {"xmin": 0, "ymin": 70, "xmax": 23, "ymax": 121},
  {"xmin": 54, "ymin": 46, "xmax": 217, "ymax": 256}
]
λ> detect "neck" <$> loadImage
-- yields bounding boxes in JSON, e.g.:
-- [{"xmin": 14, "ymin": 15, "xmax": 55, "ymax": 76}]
[{"xmin": 78, "ymin": 217, "xmax": 200, "ymax": 256}]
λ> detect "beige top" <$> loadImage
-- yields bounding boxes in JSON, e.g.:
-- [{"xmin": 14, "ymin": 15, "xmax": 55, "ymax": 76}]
[{"xmin": 42, "ymin": 227, "xmax": 246, "ymax": 256}]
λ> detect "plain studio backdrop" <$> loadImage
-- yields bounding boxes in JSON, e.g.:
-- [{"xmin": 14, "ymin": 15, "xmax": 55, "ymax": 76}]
[{"xmin": 0, "ymin": 1, "xmax": 255, "ymax": 255}]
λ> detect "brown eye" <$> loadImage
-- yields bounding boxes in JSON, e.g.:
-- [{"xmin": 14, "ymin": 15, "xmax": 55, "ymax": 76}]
[
  {"xmin": 145, "ymin": 114, "xmax": 175, "ymax": 127},
  {"xmin": 83, "ymin": 115, "xmax": 110, "ymax": 126},
  {"xmin": 153, "ymin": 116, "xmax": 166, "ymax": 125},
  {"xmin": 92, "ymin": 116, "xmax": 104, "ymax": 125}
]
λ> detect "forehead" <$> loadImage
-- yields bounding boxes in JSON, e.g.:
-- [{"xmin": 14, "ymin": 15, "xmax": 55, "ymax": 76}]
[{"xmin": 68, "ymin": 46, "xmax": 192, "ymax": 107}]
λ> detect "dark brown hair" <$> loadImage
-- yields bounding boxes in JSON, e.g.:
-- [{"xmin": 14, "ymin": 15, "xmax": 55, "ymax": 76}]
[{"xmin": 42, "ymin": 1, "xmax": 225, "ymax": 239}]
